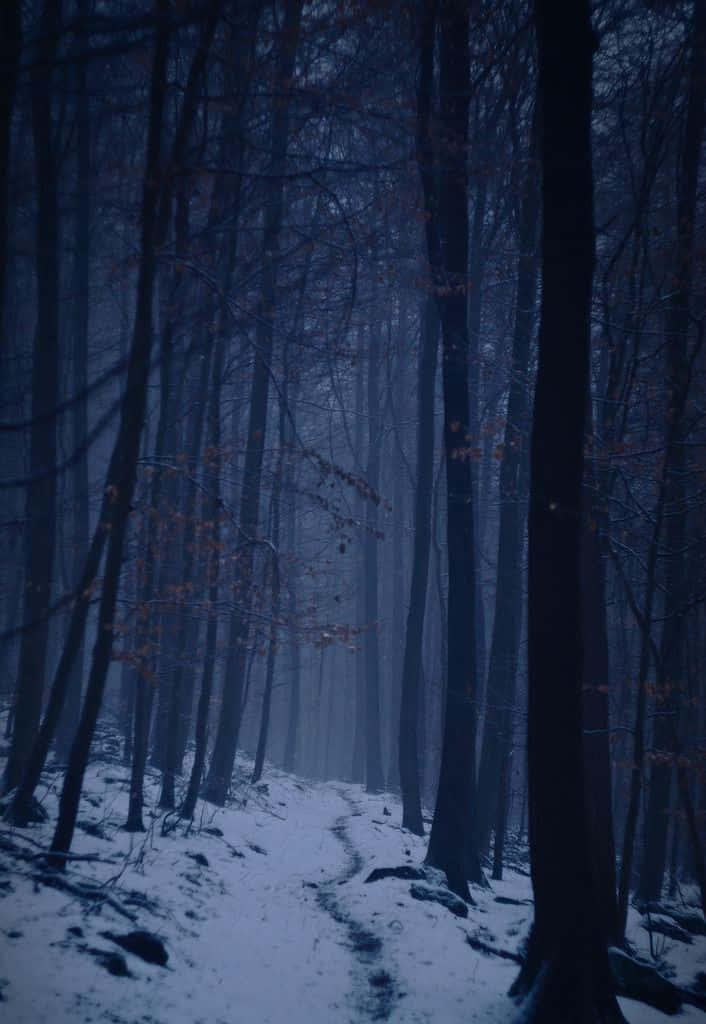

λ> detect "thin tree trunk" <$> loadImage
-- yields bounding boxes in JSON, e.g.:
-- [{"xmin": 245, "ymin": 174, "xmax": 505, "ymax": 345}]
[
  {"xmin": 423, "ymin": 0, "xmax": 483, "ymax": 898},
  {"xmin": 364, "ymin": 330, "xmax": 384, "ymax": 793},
  {"xmin": 180, "ymin": 337, "xmax": 224, "ymax": 820},
  {"xmin": 50, "ymin": 3, "xmax": 170, "ymax": 860},
  {"xmin": 3, "ymin": 0, "xmax": 62, "ymax": 796},
  {"xmin": 638, "ymin": 0, "xmax": 706, "ymax": 908},
  {"xmin": 55, "ymin": 18, "xmax": 91, "ymax": 760},
  {"xmin": 477, "ymin": 125, "xmax": 538, "ymax": 856},
  {"xmin": 351, "ymin": 347, "xmax": 367, "ymax": 782},
  {"xmin": 399, "ymin": 297, "xmax": 438, "ymax": 835},
  {"xmin": 0, "ymin": 0, "xmax": 21, "ymax": 354},
  {"xmin": 202, "ymin": 0, "xmax": 303, "ymax": 806},
  {"xmin": 251, "ymin": 391, "xmax": 287, "ymax": 785}
]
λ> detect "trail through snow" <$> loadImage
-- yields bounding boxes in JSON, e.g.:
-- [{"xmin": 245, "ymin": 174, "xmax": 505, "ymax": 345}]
[
  {"xmin": 1, "ymin": 756, "xmax": 705, "ymax": 1024},
  {"xmin": 316, "ymin": 791, "xmax": 398, "ymax": 1020}
]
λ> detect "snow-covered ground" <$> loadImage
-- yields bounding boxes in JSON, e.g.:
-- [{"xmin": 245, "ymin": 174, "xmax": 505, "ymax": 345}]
[{"xmin": 1, "ymin": 752, "xmax": 704, "ymax": 1023}]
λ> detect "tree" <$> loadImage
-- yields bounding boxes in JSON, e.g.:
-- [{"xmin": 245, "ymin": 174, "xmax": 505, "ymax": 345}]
[
  {"xmin": 202, "ymin": 0, "xmax": 304, "ymax": 805},
  {"xmin": 398, "ymin": 297, "xmax": 438, "ymax": 835},
  {"xmin": 3, "ymin": 0, "xmax": 62, "ymax": 796},
  {"xmin": 50, "ymin": 0, "xmax": 170, "ymax": 862},
  {"xmin": 509, "ymin": 1, "xmax": 625, "ymax": 1019},
  {"xmin": 415, "ymin": 0, "xmax": 484, "ymax": 898}
]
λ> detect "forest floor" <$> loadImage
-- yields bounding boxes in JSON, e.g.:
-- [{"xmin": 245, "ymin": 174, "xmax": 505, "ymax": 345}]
[{"xmin": 0, "ymin": 744, "xmax": 705, "ymax": 1024}]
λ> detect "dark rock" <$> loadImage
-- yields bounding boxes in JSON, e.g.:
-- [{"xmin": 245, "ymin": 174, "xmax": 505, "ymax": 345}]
[
  {"xmin": 203, "ymin": 826, "xmax": 224, "ymax": 838},
  {"xmin": 365, "ymin": 865, "xmax": 426, "ymax": 884},
  {"xmin": 247, "ymin": 842, "xmax": 267, "ymax": 856},
  {"xmin": 409, "ymin": 883, "xmax": 468, "ymax": 918},
  {"xmin": 608, "ymin": 947, "xmax": 682, "ymax": 1015},
  {"xmin": 77, "ymin": 820, "xmax": 105, "ymax": 839},
  {"xmin": 493, "ymin": 895, "xmax": 530, "ymax": 906},
  {"xmin": 256, "ymin": 783, "xmax": 269, "ymax": 795},
  {"xmin": 67, "ymin": 926, "xmax": 84, "ymax": 938},
  {"xmin": 186, "ymin": 851, "xmax": 209, "ymax": 867},
  {"xmin": 667, "ymin": 910, "xmax": 706, "ymax": 937},
  {"xmin": 102, "ymin": 930, "xmax": 168, "ymax": 967},
  {"xmin": 643, "ymin": 915, "xmax": 693, "ymax": 944},
  {"xmin": 7, "ymin": 930, "xmax": 22, "ymax": 939},
  {"xmin": 383, "ymin": 807, "xmax": 391, "ymax": 816},
  {"xmin": 92, "ymin": 949, "xmax": 132, "ymax": 977}
]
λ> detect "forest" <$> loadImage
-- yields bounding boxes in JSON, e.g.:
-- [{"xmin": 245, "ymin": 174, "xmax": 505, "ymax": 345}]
[{"xmin": 1, "ymin": 0, "xmax": 705, "ymax": 1021}]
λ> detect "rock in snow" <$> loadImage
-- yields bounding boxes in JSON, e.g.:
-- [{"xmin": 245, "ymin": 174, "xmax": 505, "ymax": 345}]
[
  {"xmin": 102, "ymin": 930, "xmax": 169, "ymax": 967},
  {"xmin": 409, "ymin": 882, "xmax": 469, "ymax": 918}
]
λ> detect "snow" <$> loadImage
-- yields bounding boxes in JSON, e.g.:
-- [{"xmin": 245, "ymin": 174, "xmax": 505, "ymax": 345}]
[{"xmin": 1, "ymin": 755, "xmax": 705, "ymax": 1023}]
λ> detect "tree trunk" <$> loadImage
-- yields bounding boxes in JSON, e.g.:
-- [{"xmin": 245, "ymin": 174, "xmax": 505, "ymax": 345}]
[
  {"xmin": 638, "ymin": 0, "xmax": 706, "ymax": 908},
  {"xmin": 399, "ymin": 297, "xmax": 438, "ymax": 835},
  {"xmin": 202, "ymin": 0, "xmax": 303, "ymax": 805},
  {"xmin": 51, "ymin": 2, "xmax": 170, "ymax": 860},
  {"xmin": 56, "ymin": 18, "xmax": 92, "ymax": 760},
  {"xmin": 180, "ymin": 337, "xmax": 224, "ymax": 820},
  {"xmin": 0, "ymin": 0, "xmax": 21, "ymax": 355},
  {"xmin": 3, "ymin": 0, "xmax": 61, "ymax": 796},
  {"xmin": 351, "ymin": 347, "xmax": 367, "ymax": 783},
  {"xmin": 422, "ymin": 0, "xmax": 483, "ymax": 898},
  {"xmin": 477, "ymin": 125, "xmax": 538, "ymax": 856},
  {"xmin": 509, "ymin": 1, "xmax": 625, "ymax": 1018},
  {"xmin": 364, "ymin": 330, "xmax": 384, "ymax": 793},
  {"xmin": 251, "ymin": 389, "xmax": 287, "ymax": 785}
]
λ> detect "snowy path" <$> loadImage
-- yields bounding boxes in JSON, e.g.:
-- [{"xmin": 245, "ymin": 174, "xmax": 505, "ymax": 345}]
[
  {"xmin": 1, "ymin": 760, "xmax": 706, "ymax": 1024},
  {"xmin": 315, "ymin": 790, "xmax": 399, "ymax": 1020}
]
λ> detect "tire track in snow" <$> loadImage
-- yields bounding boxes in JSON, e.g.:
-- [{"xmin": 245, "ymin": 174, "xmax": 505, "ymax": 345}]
[{"xmin": 316, "ymin": 790, "xmax": 398, "ymax": 1021}]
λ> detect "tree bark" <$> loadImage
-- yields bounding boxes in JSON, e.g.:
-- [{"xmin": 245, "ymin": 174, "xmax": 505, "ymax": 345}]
[
  {"xmin": 422, "ymin": 0, "xmax": 483, "ymax": 898},
  {"xmin": 638, "ymin": 0, "xmax": 706, "ymax": 908},
  {"xmin": 477, "ymin": 125, "xmax": 538, "ymax": 857},
  {"xmin": 399, "ymin": 297, "xmax": 438, "ymax": 835},
  {"xmin": 364, "ymin": 330, "xmax": 384, "ymax": 793},
  {"xmin": 202, "ymin": 0, "xmax": 303, "ymax": 805},
  {"xmin": 3, "ymin": 0, "xmax": 62, "ymax": 796},
  {"xmin": 51, "ymin": 0, "xmax": 170, "ymax": 860},
  {"xmin": 56, "ymin": 16, "xmax": 92, "ymax": 760},
  {"xmin": 510, "ymin": 1, "xmax": 625, "ymax": 1018}
]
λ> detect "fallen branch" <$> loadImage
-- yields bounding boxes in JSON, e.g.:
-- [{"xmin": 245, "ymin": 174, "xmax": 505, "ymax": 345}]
[{"xmin": 466, "ymin": 934, "xmax": 523, "ymax": 964}]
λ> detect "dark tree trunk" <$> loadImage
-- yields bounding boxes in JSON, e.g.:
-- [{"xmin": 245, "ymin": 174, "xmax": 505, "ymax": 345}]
[
  {"xmin": 364, "ymin": 331, "xmax": 384, "ymax": 793},
  {"xmin": 0, "ymin": 0, "xmax": 20, "ymax": 353},
  {"xmin": 180, "ymin": 338, "xmax": 224, "ymax": 820},
  {"xmin": 476, "ymin": 126, "xmax": 538, "ymax": 857},
  {"xmin": 3, "ymin": 0, "xmax": 61, "ymax": 796},
  {"xmin": 251, "ymin": 390, "xmax": 287, "ymax": 786},
  {"xmin": 639, "ymin": 0, "xmax": 706, "ymax": 908},
  {"xmin": 399, "ymin": 298, "xmax": 438, "ymax": 836},
  {"xmin": 202, "ymin": 0, "xmax": 303, "ymax": 805},
  {"xmin": 282, "ymin": 396, "xmax": 300, "ymax": 774},
  {"xmin": 51, "ymin": 3, "xmax": 170, "ymax": 860},
  {"xmin": 56, "ymin": 19, "xmax": 91, "ymax": 761},
  {"xmin": 510, "ymin": 1, "xmax": 625, "ymax": 1018},
  {"xmin": 351, "ymin": 346, "xmax": 366, "ymax": 783},
  {"xmin": 422, "ymin": 0, "xmax": 483, "ymax": 898},
  {"xmin": 581, "ymin": 451, "xmax": 619, "ymax": 945}
]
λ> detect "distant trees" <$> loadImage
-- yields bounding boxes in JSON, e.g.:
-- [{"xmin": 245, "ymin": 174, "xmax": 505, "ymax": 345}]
[{"xmin": 0, "ymin": 2, "xmax": 704, "ymax": 967}]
